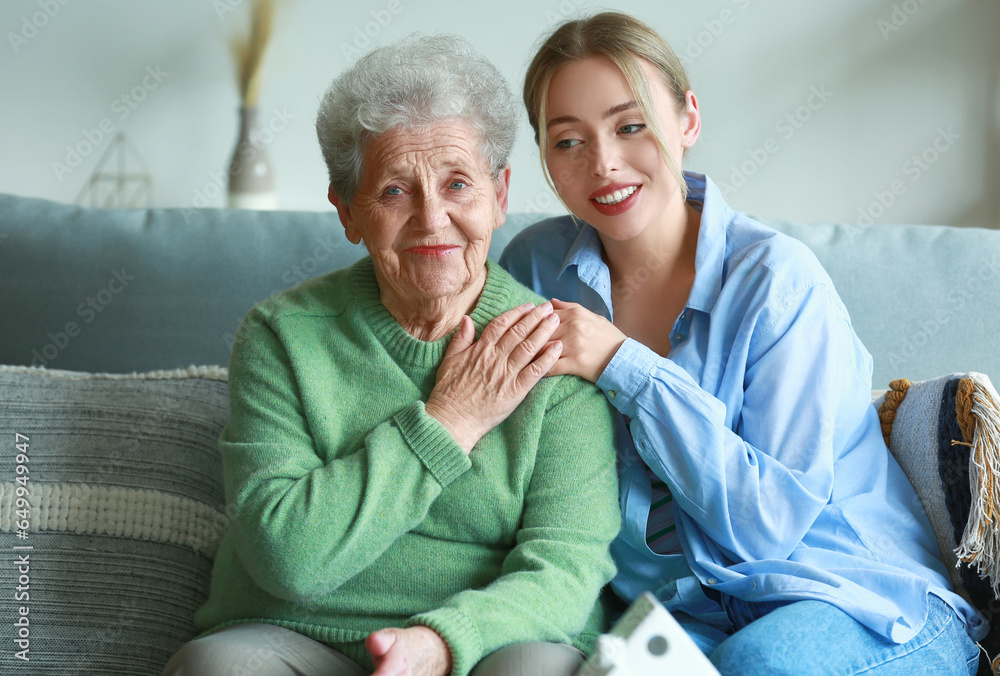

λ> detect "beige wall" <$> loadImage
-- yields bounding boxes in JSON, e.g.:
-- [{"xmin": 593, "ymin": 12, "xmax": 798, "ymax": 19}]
[{"xmin": 2, "ymin": 0, "xmax": 998, "ymax": 228}]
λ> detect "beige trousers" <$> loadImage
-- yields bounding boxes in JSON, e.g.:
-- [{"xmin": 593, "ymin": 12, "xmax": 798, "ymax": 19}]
[{"xmin": 160, "ymin": 623, "xmax": 585, "ymax": 676}]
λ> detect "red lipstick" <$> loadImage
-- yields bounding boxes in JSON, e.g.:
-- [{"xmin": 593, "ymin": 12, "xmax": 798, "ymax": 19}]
[
  {"xmin": 405, "ymin": 245, "xmax": 459, "ymax": 256},
  {"xmin": 589, "ymin": 183, "xmax": 640, "ymax": 216}
]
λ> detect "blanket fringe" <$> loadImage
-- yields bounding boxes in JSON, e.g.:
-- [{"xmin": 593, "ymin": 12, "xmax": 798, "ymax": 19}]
[{"xmin": 954, "ymin": 374, "xmax": 1000, "ymax": 597}]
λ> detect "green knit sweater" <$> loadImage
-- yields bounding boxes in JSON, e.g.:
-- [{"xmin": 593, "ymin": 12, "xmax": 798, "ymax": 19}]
[{"xmin": 195, "ymin": 257, "xmax": 621, "ymax": 676}]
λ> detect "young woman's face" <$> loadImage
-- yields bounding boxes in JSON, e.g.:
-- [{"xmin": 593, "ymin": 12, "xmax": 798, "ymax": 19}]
[{"xmin": 544, "ymin": 55, "xmax": 698, "ymax": 242}]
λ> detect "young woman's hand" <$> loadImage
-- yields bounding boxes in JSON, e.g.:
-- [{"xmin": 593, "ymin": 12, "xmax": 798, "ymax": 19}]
[{"xmin": 547, "ymin": 299, "xmax": 626, "ymax": 382}]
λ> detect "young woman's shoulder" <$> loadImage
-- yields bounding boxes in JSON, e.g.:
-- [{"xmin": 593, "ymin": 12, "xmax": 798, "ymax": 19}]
[
  {"xmin": 712, "ymin": 210, "xmax": 859, "ymax": 345},
  {"xmin": 722, "ymin": 211, "xmax": 836, "ymax": 300},
  {"xmin": 499, "ymin": 214, "xmax": 582, "ymax": 282},
  {"xmin": 503, "ymin": 215, "xmax": 580, "ymax": 257}
]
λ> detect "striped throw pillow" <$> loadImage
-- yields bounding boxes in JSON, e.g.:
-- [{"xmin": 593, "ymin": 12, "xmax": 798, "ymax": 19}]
[
  {"xmin": 876, "ymin": 372, "xmax": 1000, "ymax": 672},
  {"xmin": 0, "ymin": 365, "xmax": 229, "ymax": 675}
]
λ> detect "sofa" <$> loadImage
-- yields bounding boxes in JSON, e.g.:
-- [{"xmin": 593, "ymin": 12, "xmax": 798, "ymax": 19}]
[{"xmin": 1, "ymin": 192, "xmax": 998, "ymax": 674}]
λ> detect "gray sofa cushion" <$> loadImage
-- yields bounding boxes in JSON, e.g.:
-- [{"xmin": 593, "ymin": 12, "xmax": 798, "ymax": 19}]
[{"xmin": 0, "ymin": 195, "xmax": 362, "ymax": 373}]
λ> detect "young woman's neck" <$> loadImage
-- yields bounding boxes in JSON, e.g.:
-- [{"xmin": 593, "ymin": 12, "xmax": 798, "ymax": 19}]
[{"xmin": 599, "ymin": 193, "xmax": 701, "ymax": 297}]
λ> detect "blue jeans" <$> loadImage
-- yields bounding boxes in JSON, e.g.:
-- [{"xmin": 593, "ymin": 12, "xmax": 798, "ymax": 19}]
[{"xmin": 675, "ymin": 594, "xmax": 980, "ymax": 675}]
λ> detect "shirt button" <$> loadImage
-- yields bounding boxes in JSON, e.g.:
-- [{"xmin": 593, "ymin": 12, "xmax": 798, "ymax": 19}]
[
  {"xmin": 674, "ymin": 334, "xmax": 685, "ymax": 342},
  {"xmin": 608, "ymin": 390, "xmax": 616, "ymax": 399},
  {"xmin": 706, "ymin": 578, "xmax": 718, "ymax": 585}
]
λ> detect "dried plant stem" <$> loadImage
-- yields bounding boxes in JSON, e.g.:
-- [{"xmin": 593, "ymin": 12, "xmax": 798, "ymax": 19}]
[{"xmin": 230, "ymin": 0, "xmax": 275, "ymax": 107}]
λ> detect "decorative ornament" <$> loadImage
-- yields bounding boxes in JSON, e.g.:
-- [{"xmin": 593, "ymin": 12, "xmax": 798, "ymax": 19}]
[
  {"xmin": 227, "ymin": 0, "xmax": 278, "ymax": 209},
  {"xmin": 76, "ymin": 132, "xmax": 154, "ymax": 208}
]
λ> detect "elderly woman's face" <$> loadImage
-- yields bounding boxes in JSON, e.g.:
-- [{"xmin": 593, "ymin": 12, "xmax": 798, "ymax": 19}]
[{"xmin": 332, "ymin": 120, "xmax": 510, "ymax": 306}]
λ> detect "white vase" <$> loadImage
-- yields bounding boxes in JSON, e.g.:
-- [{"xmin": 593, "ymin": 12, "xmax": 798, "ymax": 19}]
[{"xmin": 227, "ymin": 105, "xmax": 277, "ymax": 209}]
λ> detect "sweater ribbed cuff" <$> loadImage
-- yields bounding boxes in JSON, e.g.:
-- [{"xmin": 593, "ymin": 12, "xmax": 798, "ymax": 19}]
[
  {"xmin": 394, "ymin": 402, "xmax": 471, "ymax": 486},
  {"xmin": 406, "ymin": 607, "xmax": 482, "ymax": 676}
]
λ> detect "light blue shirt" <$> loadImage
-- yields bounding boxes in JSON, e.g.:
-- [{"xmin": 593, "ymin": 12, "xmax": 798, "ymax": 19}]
[{"xmin": 500, "ymin": 172, "xmax": 986, "ymax": 643}]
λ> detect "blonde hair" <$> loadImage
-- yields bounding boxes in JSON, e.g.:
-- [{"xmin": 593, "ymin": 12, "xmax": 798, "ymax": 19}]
[{"xmin": 523, "ymin": 11, "xmax": 692, "ymax": 200}]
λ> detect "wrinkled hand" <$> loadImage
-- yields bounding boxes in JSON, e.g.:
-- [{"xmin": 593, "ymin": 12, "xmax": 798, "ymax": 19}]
[
  {"xmin": 425, "ymin": 302, "xmax": 562, "ymax": 453},
  {"xmin": 547, "ymin": 299, "xmax": 626, "ymax": 382},
  {"xmin": 367, "ymin": 626, "xmax": 452, "ymax": 676}
]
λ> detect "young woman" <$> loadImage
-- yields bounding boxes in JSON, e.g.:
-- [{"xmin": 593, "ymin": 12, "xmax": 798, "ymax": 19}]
[{"xmin": 500, "ymin": 12, "xmax": 985, "ymax": 674}]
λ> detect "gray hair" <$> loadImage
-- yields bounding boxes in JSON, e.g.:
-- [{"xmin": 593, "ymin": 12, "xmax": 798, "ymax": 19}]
[{"xmin": 316, "ymin": 34, "xmax": 518, "ymax": 203}]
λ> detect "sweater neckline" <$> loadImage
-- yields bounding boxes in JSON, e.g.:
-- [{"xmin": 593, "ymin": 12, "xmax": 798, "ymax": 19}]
[{"xmin": 349, "ymin": 257, "xmax": 511, "ymax": 368}]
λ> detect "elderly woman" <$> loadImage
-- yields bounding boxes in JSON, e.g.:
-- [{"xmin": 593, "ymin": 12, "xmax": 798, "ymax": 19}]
[{"xmin": 159, "ymin": 35, "xmax": 620, "ymax": 676}]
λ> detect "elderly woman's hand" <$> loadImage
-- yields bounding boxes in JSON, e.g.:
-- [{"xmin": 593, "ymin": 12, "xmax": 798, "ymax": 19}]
[
  {"xmin": 425, "ymin": 302, "xmax": 562, "ymax": 454},
  {"xmin": 367, "ymin": 626, "xmax": 451, "ymax": 676}
]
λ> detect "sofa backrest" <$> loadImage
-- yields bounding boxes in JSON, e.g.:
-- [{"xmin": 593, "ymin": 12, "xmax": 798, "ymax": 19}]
[
  {"xmin": 769, "ymin": 218, "xmax": 999, "ymax": 388},
  {"xmin": 1, "ymin": 194, "xmax": 997, "ymax": 388}
]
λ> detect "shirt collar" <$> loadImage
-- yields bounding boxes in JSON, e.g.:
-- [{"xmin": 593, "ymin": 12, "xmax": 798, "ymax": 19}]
[
  {"xmin": 559, "ymin": 220, "xmax": 605, "ymax": 288},
  {"xmin": 556, "ymin": 171, "xmax": 732, "ymax": 315},
  {"xmin": 684, "ymin": 171, "xmax": 729, "ymax": 314}
]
